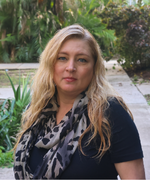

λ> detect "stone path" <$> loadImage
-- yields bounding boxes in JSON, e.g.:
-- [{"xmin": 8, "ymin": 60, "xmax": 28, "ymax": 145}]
[
  {"xmin": 0, "ymin": 168, "xmax": 14, "ymax": 180},
  {"xmin": 0, "ymin": 61, "xmax": 150, "ymax": 179},
  {"xmin": 105, "ymin": 61, "xmax": 150, "ymax": 180}
]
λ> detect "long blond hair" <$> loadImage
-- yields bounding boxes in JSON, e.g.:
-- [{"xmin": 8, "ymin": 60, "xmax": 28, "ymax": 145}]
[{"xmin": 14, "ymin": 24, "xmax": 133, "ymax": 158}]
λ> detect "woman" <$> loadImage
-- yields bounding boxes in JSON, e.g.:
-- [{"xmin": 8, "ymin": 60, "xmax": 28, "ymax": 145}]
[{"xmin": 14, "ymin": 24, "xmax": 145, "ymax": 179}]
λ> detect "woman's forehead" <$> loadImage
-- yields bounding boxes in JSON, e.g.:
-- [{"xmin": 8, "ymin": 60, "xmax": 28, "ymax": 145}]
[
  {"xmin": 58, "ymin": 38, "xmax": 93, "ymax": 57},
  {"xmin": 61, "ymin": 38, "xmax": 89, "ymax": 47}
]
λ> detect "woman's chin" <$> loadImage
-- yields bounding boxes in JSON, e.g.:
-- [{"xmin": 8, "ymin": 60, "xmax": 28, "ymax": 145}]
[{"xmin": 59, "ymin": 87, "xmax": 83, "ymax": 95}]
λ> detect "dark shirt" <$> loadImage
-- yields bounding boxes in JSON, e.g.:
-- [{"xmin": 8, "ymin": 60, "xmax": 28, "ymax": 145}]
[{"xmin": 29, "ymin": 99, "xmax": 143, "ymax": 179}]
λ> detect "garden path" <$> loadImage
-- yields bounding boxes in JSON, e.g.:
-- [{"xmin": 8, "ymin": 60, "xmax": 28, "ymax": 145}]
[{"xmin": 0, "ymin": 60, "xmax": 150, "ymax": 179}]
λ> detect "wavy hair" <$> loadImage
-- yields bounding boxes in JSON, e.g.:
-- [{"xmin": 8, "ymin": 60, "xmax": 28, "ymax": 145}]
[{"xmin": 14, "ymin": 24, "xmax": 133, "ymax": 158}]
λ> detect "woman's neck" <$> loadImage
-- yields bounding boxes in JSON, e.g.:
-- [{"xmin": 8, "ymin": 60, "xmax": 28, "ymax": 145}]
[
  {"xmin": 56, "ymin": 91, "xmax": 79, "ymax": 108},
  {"xmin": 57, "ymin": 95, "xmax": 75, "ymax": 108},
  {"xmin": 55, "ymin": 91, "xmax": 78, "ymax": 125}
]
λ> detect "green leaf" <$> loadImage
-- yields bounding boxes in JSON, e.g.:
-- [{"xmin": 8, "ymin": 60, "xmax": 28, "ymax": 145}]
[
  {"xmin": 0, "ymin": 35, "xmax": 17, "ymax": 45},
  {"xmin": 22, "ymin": 89, "xmax": 31, "ymax": 106},
  {"xmin": 16, "ymin": 85, "xmax": 21, "ymax": 101},
  {"xmin": 5, "ymin": 71, "xmax": 16, "ymax": 98},
  {"xmin": 0, "ymin": 114, "xmax": 9, "ymax": 122},
  {"xmin": 1, "ymin": 99, "xmax": 8, "ymax": 110},
  {"xmin": 10, "ymin": 99, "xmax": 15, "ymax": 117},
  {"xmin": 5, "ymin": 134, "xmax": 12, "ymax": 151},
  {"xmin": 21, "ymin": 75, "xmax": 31, "ymax": 102}
]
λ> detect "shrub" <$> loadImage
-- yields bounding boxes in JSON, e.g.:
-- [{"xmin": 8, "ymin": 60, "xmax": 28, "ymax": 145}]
[
  {"xmin": 0, "ymin": 72, "xmax": 31, "ymax": 151},
  {"xmin": 99, "ymin": 1, "xmax": 150, "ymax": 69},
  {"xmin": 119, "ymin": 19, "xmax": 150, "ymax": 68},
  {"xmin": 0, "ymin": 147, "xmax": 13, "ymax": 167}
]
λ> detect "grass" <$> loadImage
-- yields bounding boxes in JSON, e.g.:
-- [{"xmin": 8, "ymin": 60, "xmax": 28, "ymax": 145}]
[
  {"xmin": 0, "ymin": 69, "xmax": 36, "ymax": 88},
  {"xmin": 144, "ymin": 94, "xmax": 150, "ymax": 105},
  {"xmin": 0, "ymin": 148, "xmax": 13, "ymax": 168},
  {"xmin": 131, "ymin": 74, "xmax": 148, "ymax": 85}
]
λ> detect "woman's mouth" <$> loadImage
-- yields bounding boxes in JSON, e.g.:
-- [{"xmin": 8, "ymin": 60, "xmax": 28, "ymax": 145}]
[{"xmin": 64, "ymin": 77, "xmax": 77, "ymax": 82}]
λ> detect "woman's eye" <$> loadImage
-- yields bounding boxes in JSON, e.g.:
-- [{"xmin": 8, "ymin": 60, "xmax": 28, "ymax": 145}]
[
  {"xmin": 78, "ymin": 58, "xmax": 87, "ymax": 63},
  {"xmin": 58, "ymin": 57, "xmax": 66, "ymax": 61}
]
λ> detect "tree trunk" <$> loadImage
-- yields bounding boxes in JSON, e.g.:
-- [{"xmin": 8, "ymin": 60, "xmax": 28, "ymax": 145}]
[
  {"xmin": 55, "ymin": 0, "xmax": 64, "ymax": 24},
  {"xmin": 1, "ymin": 29, "xmax": 6, "ymax": 48},
  {"xmin": 10, "ymin": 46, "xmax": 15, "ymax": 62},
  {"xmin": 38, "ymin": 0, "xmax": 44, "ymax": 4},
  {"xmin": 138, "ymin": 0, "xmax": 142, "ymax": 7}
]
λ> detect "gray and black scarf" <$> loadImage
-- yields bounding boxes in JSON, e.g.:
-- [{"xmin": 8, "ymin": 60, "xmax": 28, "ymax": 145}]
[{"xmin": 14, "ymin": 91, "xmax": 89, "ymax": 179}]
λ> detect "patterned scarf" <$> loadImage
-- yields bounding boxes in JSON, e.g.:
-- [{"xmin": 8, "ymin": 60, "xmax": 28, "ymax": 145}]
[{"xmin": 14, "ymin": 91, "xmax": 89, "ymax": 179}]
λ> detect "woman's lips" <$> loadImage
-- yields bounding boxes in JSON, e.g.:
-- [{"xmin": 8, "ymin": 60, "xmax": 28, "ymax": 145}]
[{"xmin": 64, "ymin": 77, "xmax": 77, "ymax": 82}]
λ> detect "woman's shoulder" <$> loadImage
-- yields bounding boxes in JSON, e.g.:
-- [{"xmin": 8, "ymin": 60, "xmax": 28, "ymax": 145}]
[
  {"xmin": 104, "ymin": 97, "xmax": 133, "ymax": 127},
  {"xmin": 106, "ymin": 97, "xmax": 143, "ymax": 163},
  {"xmin": 107, "ymin": 96, "xmax": 124, "ymax": 108},
  {"xmin": 105, "ymin": 97, "xmax": 127, "ymax": 116}
]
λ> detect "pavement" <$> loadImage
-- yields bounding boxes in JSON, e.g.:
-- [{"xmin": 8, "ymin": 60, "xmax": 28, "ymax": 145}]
[{"xmin": 0, "ymin": 61, "xmax": 150, "ymax": 179}]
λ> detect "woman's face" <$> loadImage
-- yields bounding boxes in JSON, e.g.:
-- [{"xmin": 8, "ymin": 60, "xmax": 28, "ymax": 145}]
[{"xmin": 53, "ymin": 38, "xmax": 95, "ymax": 96}]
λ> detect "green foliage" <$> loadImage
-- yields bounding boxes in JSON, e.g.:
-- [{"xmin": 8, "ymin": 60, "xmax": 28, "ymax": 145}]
[
  {"xmin": 144, "ymin": 94, "xmax": 150, "ymax": 105},
  {"xmin": 100, "ymin": 1, "xmax": 150, "ymax": 69},
  {"xmin": 0, "ymin": 99, "xmax": 15, "ymax": 151},
  {"xmin": 99, "ymin": 1, "xmax": 141, "ymax": 36},
  {"xmin": 63, "ymin": 0, "xmax": 116, "ymax": 60},
  {"xmin": 119, "ymin": 19, "xmax": 150, "ymax": 68},
  {"xmin": 0, "ymin": 147, "xmax": 13, "ymax": 167},
  {"xmin": 5, "ymin": 71, "xmax": 31, "ymax": 104},
  {"xmin": 0, "ymin": 72, "xmax": 31, "ymax": 151},
  {"xmin": 0, "ymin": 0, "xmax": 59, "ymax": 62},
  {"xmin": 0, "ymin": 0, "xmax": 116, "ymax": 62}
]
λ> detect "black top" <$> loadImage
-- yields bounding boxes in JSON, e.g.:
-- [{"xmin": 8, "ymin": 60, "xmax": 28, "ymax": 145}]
[{"xmin": 28, "ymin": 99, "xmax": 143, "ymax": 179}]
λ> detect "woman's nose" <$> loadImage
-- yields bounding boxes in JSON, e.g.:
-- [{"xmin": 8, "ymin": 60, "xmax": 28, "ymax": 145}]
[{"xmin": 66, "ymin": 59, "xmax": 76, "ymax": 72}]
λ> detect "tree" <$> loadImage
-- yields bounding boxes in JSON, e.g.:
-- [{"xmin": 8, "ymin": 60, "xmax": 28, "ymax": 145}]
[
  {"xmin": 0, "ymin": 0, "xmax": 116, "ymax": 62},
  {"xmin": 54, "ymin": 0, "xmax": 64, "ymax": 24},
  {"xmin": 0, "ymin": 0, "xmax": 60, "ymax": 62}
]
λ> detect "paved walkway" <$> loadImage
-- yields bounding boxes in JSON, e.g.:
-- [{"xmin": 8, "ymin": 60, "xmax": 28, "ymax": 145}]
[
  {"xmin": 105, "ymin": 61, "xmax": 150, "ymax": 180},
  {"xmin": 0, "ymin": 61, "xmax": 150, "ymax": 179}
]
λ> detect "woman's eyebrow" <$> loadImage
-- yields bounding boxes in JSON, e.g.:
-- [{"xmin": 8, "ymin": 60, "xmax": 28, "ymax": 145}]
[
  {"xmin": 58, "ymin": 52, "xmax": 90, "ymax": 57},
  {"xmin": 58, "ymin": 52, "xmax": 68, "ymax": 55},
  {"xmin": 77, "ymin": 53, "xmax": 90, "ymax": 57}
]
